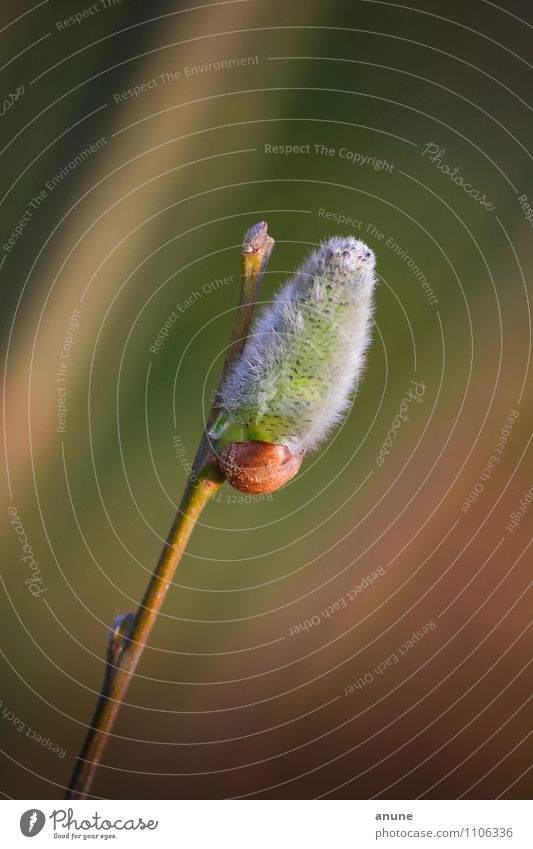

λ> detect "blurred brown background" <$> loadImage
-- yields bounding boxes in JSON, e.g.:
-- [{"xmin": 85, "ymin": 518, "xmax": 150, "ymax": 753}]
[{"xmin": 1, "ymin": 0, "xmax": 531, "ymax": 799}]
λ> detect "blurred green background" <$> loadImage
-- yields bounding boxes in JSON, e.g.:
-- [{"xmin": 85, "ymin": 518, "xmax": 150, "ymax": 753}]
[{"xmin": 1, "ymin": 0, "xmax": 531, "ymax": 799}]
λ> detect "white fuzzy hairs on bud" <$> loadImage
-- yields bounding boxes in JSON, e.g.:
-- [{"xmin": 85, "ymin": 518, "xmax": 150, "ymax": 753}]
[{"xmin": 215, "ymin": 235, "xmax": 377, "ymax": 456}]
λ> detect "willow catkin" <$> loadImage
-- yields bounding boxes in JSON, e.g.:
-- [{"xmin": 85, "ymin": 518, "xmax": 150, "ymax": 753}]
[{"xmin": 213, "ymin": 235, "xmax": 377, "ymax": 458}]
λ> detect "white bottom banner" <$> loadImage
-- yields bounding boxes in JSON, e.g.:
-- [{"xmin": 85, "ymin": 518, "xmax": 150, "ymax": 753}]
[{"xmin": 1, "ymin": 799, "xmax": 531, "ymax": 848}]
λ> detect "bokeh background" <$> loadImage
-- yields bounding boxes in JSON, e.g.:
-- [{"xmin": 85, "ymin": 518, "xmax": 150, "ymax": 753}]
[{"xmin": 1, "ymin": 0, "xmax": 531, "ymax": 800}]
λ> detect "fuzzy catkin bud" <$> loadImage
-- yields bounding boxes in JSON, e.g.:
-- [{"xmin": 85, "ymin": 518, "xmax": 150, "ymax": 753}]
[{"xmin": 213, "ymin": 235, "xmax": 377, "ymax": 457}]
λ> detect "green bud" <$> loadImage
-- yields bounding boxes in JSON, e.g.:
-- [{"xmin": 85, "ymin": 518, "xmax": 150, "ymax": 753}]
[{"xmin": 212, "ymin": 235, "xmax": 377, "ymax": 457}]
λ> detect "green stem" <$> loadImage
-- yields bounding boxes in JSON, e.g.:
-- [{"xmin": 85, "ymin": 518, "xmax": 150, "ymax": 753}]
[
  {"xmin": 66, "ymin": 462, "xmax": 223, "ymax": 799},
  {"xmin": 65, "ymin": 222, "xmax": 274, "ymax": 799}
]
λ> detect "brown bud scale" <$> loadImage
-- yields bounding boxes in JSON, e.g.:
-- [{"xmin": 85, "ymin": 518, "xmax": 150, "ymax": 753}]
[{"xmin": 215, "ymin": 441, "xmax": 304, "ymax": 494}]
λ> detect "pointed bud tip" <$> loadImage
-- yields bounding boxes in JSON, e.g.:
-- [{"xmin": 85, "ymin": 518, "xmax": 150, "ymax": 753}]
[{"xmin": 242, "ymin": 221, "xmax": 269, "ymax": 254}]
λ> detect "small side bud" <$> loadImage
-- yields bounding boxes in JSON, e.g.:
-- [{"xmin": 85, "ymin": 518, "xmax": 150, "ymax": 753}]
[{"xmin": 242, "ymin": 220, "xmax": 268, "ymax": 254}]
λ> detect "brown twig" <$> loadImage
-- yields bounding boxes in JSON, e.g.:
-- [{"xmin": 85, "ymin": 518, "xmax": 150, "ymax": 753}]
[{"xmin": 65, "ymin": 222, "xmax": 274, "ymax": 799}]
